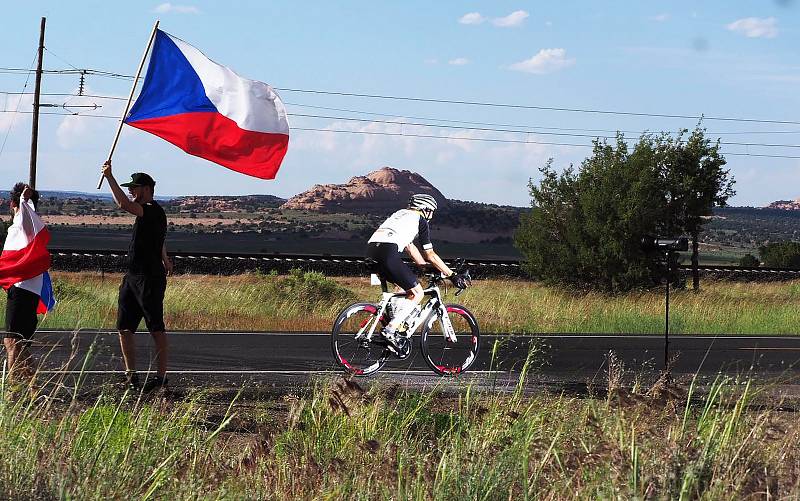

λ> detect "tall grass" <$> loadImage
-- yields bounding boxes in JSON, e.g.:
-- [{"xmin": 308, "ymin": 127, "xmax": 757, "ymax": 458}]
[
  {"xmin": 0, "ymin": 362, "xmax": 797, "ymax": 499},
  {"xmin": 2, "ymin": 271, "xmax": 799, "ymax": 334}
]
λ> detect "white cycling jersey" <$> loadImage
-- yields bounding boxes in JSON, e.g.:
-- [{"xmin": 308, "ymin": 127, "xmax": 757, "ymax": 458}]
[{"xmin": 368, "ymin": 209, "xmax": 432, "ymax": 251}]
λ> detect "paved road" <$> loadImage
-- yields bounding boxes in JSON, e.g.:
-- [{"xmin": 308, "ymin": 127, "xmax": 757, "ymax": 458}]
[{"xmin": 21, "ymin": 330, "xmax": 800, "ymax": 394}]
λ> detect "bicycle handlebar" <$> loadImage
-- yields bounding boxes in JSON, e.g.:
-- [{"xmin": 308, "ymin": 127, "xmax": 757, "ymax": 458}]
[{"xmin": 424, "ymin": 267, "xmax": 472, "ymax": 296}]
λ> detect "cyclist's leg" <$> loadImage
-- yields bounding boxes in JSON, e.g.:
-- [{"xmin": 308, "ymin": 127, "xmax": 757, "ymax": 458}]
[
  {"xmin": 386, "ymin": 284, "xmax": 424, "ymax": 333},
  {"xmin": 375, "ymin": 247, "xmax": 423, "ymax": 333}
]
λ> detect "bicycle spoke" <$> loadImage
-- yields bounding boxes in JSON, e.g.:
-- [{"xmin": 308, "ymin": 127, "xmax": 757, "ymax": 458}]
[{"xmin": 332, "ymin": 303, "xmax": 388, "ymax": 376}]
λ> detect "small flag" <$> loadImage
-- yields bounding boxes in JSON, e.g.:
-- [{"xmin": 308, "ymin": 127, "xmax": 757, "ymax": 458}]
[
  {"xmin": 125, "ymin": 29, "xmax": 290, "ymax": 179},
  {"xmin": 0, "ymin": 200, "xmax": 51, "ymax": 289},
  {"xmin": 0, "ymin": 200, "xmax": 56, "ymax": 313}
]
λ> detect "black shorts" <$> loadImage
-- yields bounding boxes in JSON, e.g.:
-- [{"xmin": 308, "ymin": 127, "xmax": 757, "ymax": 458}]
[
  {"xmin": 366, "ymin": 242, "xmax": 419, "ymax": 290},
  {"xmin": 117, "ymin": 273, "xmax": 167, "ymax": 333},
  {"xmin": 5, "ymin": 286, "xmax": 39, "ymax": 339}
]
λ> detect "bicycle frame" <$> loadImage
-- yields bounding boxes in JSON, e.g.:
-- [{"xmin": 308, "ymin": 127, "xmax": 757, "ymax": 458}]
[{"xmin": 356, "ymin": 275, "xmax": 457, "ymax": 344}]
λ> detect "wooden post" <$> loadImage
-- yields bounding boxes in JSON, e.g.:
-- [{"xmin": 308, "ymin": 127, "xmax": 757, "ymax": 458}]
[
  {"xmin": 28, "ymin": 17, "xmax": 45, "ymax": 189},
  {"xmin": 97, "ymin": 20, "xmax": 160, "ymax": 189}
]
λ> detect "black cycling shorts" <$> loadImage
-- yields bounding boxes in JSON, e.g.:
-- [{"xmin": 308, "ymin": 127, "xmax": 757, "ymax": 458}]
[
  {"xmin": 5, "ymin": 286, "xmax": 39, "ymax": 339},
  {"xmin": 366, "ymin": 242, "xmax": 419, "ymax": 290},
  {"xmin": 117, "ymin": 273, "xmax": 167, "ymax": 333}
]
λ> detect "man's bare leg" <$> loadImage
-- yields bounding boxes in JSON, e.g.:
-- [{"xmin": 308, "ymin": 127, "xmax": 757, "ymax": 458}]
[
  {"xmin": 149, "ymin": 330, "xmax": 168, "ymax": 377},
  {"xmin": 3, "ymin": 337, "xmax": 33, "ymax": 381},
  {"xmin": 118, "ymin": 329, "xmax": 137, "ymax": 372}
]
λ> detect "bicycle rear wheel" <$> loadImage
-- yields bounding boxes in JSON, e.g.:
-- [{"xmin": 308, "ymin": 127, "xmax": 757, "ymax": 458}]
[
  {"xmin": 420, "ymin": 304, "xmax": 480, "ymax": 376},
  {"xmin": 331, "ymin": 302, "xmax": 389, "ymax": 376}
]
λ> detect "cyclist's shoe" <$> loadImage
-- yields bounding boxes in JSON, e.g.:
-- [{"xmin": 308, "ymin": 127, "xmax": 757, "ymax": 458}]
[{"xmin": 381, "ymin": 328, "xmax": 412, "ymax": 359}]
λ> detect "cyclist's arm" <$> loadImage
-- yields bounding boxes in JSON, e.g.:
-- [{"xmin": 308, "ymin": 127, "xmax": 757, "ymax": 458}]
[
  {"xmin": 423, "ymin": 248, "xmax": 454, "ymax": 278},
  {"xmin": 404, "ymin": 242, "xmax": 427, "ymax": 266}
]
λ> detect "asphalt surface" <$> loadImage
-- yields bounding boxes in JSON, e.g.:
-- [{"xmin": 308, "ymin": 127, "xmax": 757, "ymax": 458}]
[{"xmin": 20, "ymin": 330, "xmax": 800, "ymax": 396}]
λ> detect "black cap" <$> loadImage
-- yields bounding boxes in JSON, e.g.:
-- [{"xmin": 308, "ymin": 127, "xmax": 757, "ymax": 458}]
[{"xmin": 120, "ymin": 172, "xmax": 156, "ymax": 188}]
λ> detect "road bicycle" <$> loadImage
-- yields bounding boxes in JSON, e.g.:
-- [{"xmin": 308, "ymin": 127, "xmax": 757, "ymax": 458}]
[{"xmin": 331, "ymin": 261, "xmax": 480, "ymax": 376}]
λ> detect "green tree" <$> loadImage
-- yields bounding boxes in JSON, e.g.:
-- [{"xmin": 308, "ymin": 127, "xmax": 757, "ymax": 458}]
[
  {"xmin": 738, "ymin": 253, "xmax": 760, "ymax": 267},
  {"xmin": 515, "ymin": 127, "xmax": 734, "ymax": 292},
  {"xmin": 515, "ymin": 135, "xmax": 666, "ymax": 291},
  {"xmin": 759, "ymin": 242, "xmax": 800, "ymax": 268},
  {"xmin": 658, "ymin": 127, "xmax": 735, "ymax": 290},
  {"xmin": 0, "ymin": 217, "xmax": 9, "ymax": 247}
]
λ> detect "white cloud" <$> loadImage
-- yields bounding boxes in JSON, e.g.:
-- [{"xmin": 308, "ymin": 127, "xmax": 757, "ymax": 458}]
[
  {"xmin": 649, "ymin": 13, "xmax": 670, "ymax": 22},
  {"xmin": 153, "ymin": 3, "xmax": 200, "ymax": 14},
  {"xmin": 286, "ymin": 119, "xmax": 574, "ymax": 205},
  {"xmin": 726, "ymin": 17, "xmax": 778, "ymax": 38},
  {"xmin": 459, "ymin": 12, "xmax": 485, "ymax": 25},
  {"xmin": 448, "ymin": 57, "xmax": 470, "ymax": 66},
  {"xmin": 55, "ymin": 90, "xmax": 125, "ymax": 149},
  {"xmin": 0, "ymin": 93, "xmax": 33, "ymax": 132},
  {"xmin": 493, "ymin": 10, "xmax": 529, "ymax": 28},
  {"xmin": 508, "ymin": 48, "xmax": 575, "ymax": 74}
]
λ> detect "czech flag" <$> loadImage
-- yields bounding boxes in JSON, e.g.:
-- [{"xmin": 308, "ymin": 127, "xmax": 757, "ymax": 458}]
[
  {"xmin": 0, "ymin": 200, "xmax": 56, "ymax": 313},
  {"xmin": 125, "ymin": 30, "xmax": 290, "ymax": 180}
]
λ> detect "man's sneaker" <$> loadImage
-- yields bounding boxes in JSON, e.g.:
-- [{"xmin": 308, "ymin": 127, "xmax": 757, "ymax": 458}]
[
  {"xmin": 143, "ymin": 375, "xmax": 168, "ymax": 393},
  {"xmin": 122, "ymin": 371, "xmax": 141, "ymax": 391}
]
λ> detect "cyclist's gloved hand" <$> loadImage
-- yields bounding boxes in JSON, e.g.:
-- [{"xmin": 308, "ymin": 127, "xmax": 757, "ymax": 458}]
[{"xmin": 448, "ymin": 272, "xmax": 470, "ymax": 289}]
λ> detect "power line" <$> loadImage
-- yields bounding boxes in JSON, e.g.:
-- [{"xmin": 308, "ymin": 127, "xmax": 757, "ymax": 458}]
[
  {"xmin": 3, "ymin": 106, "xmax": 800, "ymax": 154},
  {"xmin": 288, "ymin": 112, "xmax": 800, "ymax": 149},
  {"xmin": 0, "ymin": 53, "xmax": 37, "ymax": 159},
  {"xmin": 3, "ymin": 92, "xmax": 799, "ymax": 137},
  {"xmin": 278, "ymin": 88, "xmax": 800, "ymax": 126},
  {"xmin": 2, "ymin": 65, "xmax": 800, "ymax": 126},
  {"xmin": 287, "ymin": 102, "xmax": 800, "ymax": 136},
  {"xmin": 292, "ymin": 127, "xmax": 800, "ymax": 159}
]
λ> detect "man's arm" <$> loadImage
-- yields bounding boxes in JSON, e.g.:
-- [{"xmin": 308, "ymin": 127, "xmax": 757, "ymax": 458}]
[
  {"xmin": 101, "ymin": 161, "xmax": 143, "ymax": 217},
  {"xmin": 404, "ymin": 243, "xmax": 428, "ymax": 266},
  {"xmin": 423, "ymin": 248, "xmax": 454, "ymax": 278},
  {"xmin": 162, "ymin": 242, "xmax": 173, "ymax": 275}
]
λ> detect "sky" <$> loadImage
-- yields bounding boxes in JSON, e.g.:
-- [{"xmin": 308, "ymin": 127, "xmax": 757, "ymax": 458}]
[{"xmin": 1, "ymin": 1, "xmax": 799, "ymax": 207}]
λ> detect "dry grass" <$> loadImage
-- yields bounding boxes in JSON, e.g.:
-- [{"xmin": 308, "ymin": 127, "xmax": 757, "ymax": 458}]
[{"xmin": 1, "ymin": 364, "xmax": 799, "ymax": 499}]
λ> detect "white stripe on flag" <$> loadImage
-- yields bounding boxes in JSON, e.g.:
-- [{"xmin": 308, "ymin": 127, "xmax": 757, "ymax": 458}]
[{"xmin": 167, "ymin": 33, "xmax": 289, "ymax": 135}]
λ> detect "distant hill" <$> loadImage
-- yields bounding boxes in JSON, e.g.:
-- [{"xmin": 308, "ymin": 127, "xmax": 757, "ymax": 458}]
[
  {"xmin": 164, "ymin": 194, "xmax": 286, "ymax": 213},
  {"xmin": 767, "ymin": 199, "xmax": 800, "ymax": 210},
  {"xmin": 281, "ymin": 167, "xmax": 448, "ymax": 212}
]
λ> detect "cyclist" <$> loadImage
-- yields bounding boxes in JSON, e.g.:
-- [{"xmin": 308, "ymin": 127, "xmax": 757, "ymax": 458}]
[{"xmin": 366, "ymin": 193, "xmax": 469, "ymax": 355}]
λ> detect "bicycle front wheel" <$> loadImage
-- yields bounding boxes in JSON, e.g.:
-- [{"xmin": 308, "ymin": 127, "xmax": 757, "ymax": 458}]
[
  {"xmin": 420, "ymin": 304, "xmax": 480, "ymax": 376},
  {"xmin": 331, "ymin": 302, "xmax": 389, "ymax": 376}
]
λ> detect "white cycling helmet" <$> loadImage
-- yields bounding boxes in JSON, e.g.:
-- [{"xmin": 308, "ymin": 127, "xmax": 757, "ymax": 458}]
[{"xmin": 408, "ymin": 193, "xmax": 438, "ymax": 212}]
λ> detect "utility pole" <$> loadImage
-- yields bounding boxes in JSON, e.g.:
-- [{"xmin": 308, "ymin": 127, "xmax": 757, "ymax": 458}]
[{"xmin": 29, "ymin": 17, "xmax": 46, "ymax": 189}]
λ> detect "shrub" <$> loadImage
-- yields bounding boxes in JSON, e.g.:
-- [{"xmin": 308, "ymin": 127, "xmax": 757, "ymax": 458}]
[
  {"xmin": 759, "ymin": 242, "xmax": 800, "ymax": 268},
  {"xmin": 738, "ymin": 253, "xmax": 760, "ymax": 267}
]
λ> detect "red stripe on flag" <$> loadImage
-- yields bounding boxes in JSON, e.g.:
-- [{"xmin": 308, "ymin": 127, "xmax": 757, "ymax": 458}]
[
  {"xmin": 0, "ymin": 228, "xmax": 51, "ymax": 290},
  {"xmin": 127, "ymin": 112, "xmax": 289, "ymax": 180}
]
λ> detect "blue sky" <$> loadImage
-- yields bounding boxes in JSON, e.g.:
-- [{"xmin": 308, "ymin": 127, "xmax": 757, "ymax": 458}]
[{"xmin": 1, "ymin": 1, "xmax": 799, "ymax": 206}]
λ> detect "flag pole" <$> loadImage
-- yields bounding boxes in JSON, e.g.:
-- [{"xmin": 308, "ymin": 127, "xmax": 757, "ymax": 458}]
[{"xmin": 97, "ymin": 20, "xmax": 160, "ymax": 189}]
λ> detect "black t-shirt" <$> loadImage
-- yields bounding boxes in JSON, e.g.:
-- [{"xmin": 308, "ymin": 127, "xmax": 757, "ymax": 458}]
[{"xmin": 128, "ymin": 201, "xmax": 167, "ymax": 275}]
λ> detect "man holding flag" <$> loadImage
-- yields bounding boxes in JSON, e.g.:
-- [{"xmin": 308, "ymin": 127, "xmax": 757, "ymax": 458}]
[
  {"xmin": 0, "ymin": 183, "xmax": 55, "ymax": 379},
  {"xmin": 101, "ymin": 162, "xmax": 171, "ymax": 392}
]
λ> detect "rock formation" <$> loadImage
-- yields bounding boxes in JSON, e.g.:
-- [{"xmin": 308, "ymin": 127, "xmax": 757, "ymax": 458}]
[{"xmin": 281, "ymin": 167, "xmax": 448, "ymax": 212}]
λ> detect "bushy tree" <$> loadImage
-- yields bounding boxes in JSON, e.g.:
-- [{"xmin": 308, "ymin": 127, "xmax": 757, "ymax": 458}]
[
  {"xmin": 759, "ymin": 242, "xmax": 800, "ymax": 269},
  {"xmin": 658, "ymin": 128, "xmax": 734, "ymax": 289},
  {"xmin": 515, "ymin": 136, "xmax": 666, "ymax": 290},
  {"xmin": 738, "ymin": 253, "xmax": 760, "ymax": 267},
  {"xmin": 515, "ymin": 127, "xmax": 734, "ymax": 292}
]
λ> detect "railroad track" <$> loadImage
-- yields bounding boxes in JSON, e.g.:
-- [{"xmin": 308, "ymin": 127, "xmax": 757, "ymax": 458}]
[{"xmin": 48, "ymin": 249, "xmax": 800, "ymax": 279}]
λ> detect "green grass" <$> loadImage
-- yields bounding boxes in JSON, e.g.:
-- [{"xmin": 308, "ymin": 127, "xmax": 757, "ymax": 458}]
[
  {"xmin": 0, "ymin": 365, "xmax": 797, "ymax": 499},
  {"xmin": 3, "ymin": 271, "xmax": 800, "ymax": 334}
]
